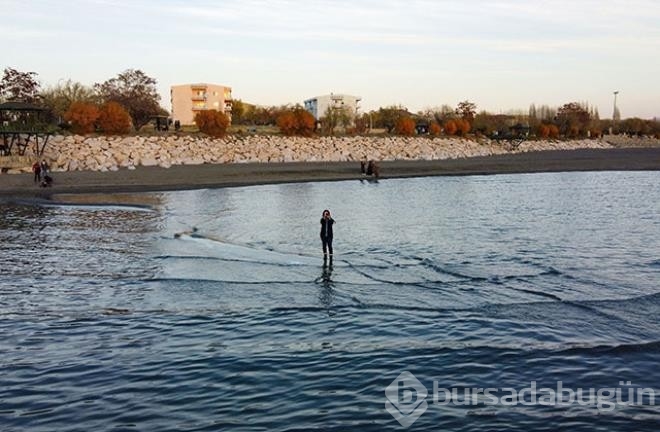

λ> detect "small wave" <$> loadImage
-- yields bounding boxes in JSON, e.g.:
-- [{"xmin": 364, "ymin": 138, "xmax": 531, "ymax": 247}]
[
  {"xmin": 147, "ymin": 276, "xmax": 317, "ymax": 285},
  {"xmin": 154, "ymin": 254, "xmax": 318, "ymax": 268},
  {"xmin": 41, "ymin": 202, "xmax": 153, "ymax": 212},
  {"xmin": 560, "ymin": 340, "xmax": 660, "ymax": 355}
]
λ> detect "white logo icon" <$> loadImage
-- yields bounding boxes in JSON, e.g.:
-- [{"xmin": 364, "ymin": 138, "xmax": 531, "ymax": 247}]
[{"xmin": 385, "ymin": 371, "xmax": 428, "ymax": 428}]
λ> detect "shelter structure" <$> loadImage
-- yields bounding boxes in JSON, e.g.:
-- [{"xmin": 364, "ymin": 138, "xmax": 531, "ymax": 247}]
[{"xmin": 0, "ymin": 101, "xmax": 53, "ymax": 157}]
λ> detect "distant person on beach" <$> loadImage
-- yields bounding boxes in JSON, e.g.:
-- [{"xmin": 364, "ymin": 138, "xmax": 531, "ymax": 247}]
[
  {"xmin": 361, "ymin": 160, "xmax": 380, "ymax": 178},
  {"xmin": 32, "ymin": 161, "xmax": 41, "ymax": 183},
  {"xmin": 320, "ymin": 209, "xmax": 335, "ymax": 257},
  {"xmin": 366, "ymin": 160, "xmax": 380, "ymax": 178},
  {"xmin": 39, "ymin": 159, "xmax": 53, "ymax": 187},
  {"xmin": 40, "ymin": 160, "xmax": 49, "ymax": 176}
]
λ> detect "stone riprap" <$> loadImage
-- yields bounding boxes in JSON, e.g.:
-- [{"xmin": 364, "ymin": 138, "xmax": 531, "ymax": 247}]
[{"xmin": 0, "ymin": 134, "xmax": 622, "ymax": 174}]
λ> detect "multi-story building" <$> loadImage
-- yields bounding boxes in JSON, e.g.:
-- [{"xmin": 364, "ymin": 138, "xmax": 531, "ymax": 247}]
[
  {"xmin": 170, "ymin": 83, "xmax": 232, "ymax": 125},
  {"xmin": 303, "ymin": 93, "xmax": 361, "ymax": 121}
]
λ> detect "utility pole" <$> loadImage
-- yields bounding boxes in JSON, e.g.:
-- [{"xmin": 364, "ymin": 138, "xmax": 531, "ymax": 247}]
[{"xmin": 612, "ymin": 91, "xmax": 619, "ymax": 132}]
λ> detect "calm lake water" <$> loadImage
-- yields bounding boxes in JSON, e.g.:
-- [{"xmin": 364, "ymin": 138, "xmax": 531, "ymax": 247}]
[{"xmin": 1, "ymin": 172, "xmax": 660, "ymax": 431}]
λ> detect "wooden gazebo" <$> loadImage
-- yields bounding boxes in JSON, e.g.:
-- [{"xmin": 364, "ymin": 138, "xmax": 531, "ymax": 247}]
[{"xmin": 0, "ymin": 101, "xmax": 53, "ymax": 157}]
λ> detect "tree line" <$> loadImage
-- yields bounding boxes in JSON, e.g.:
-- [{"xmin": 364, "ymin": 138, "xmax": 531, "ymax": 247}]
[
  {"xmin": 0, "ymin": 67, "xmax": 166, "ymax": 135},
  {"xmin": 2, "ymin": 66, "xmax": 658, "ymax": 138}
]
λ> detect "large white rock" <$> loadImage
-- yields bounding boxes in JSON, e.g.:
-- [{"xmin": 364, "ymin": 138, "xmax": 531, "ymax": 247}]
[{"xmin": 140, "ymin": 157, "xmax": 159, "ymax": 167}]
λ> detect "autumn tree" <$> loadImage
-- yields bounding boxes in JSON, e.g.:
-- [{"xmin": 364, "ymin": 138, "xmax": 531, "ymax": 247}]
[
  {"xmin": 444, "ymin": 120, "xmax": 457, "ymax": 136},
  {"xmin": 354, "ymin": 113, "xmax": 370, "ymax": 134},
  {"xmin": 94, "ymin": 69, "xmax": 162, "ymax": 130},
  {"xmin": 0, "ymin": 67, "xmax": 41, "ymax": 103},
  {"xmin": 98, "ymin": 101, "xmax": 132, "ymax": 134},
  {"xmin": 429, "ymin": 121, "xmax": 442, "ymax": 136},
  {"xmin": 195, "ymin": 109, "xmax": 230, "ymax": 137},
  {"xmin": 41, "ymin": 80, "xmax": 98, "ymax": 123},
  {"xmin": 276, "ymin": 107, "xmax": 315, "ymax": 136},
  {"xmin": 394, "ymin": 116, "xmax": 416, "ymax": 136},
  {"xmin": 556, "ymin": 102, "xmax": 591, "ymax": 137},
  {"xmin": 455, "ymin": 100, "xmax": 477, "ymax": 123},
  {"xmin": 64, "ymin": 101, "xmax": 100, "ymax": 134},
  {"xmin": 455, "ymin": 118, "xmax": 471, "ymax": 136}
]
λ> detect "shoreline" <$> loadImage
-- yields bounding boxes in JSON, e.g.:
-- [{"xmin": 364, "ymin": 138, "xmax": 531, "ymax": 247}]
[{"xmin": 1, "ymin": 147, "xmax": 660, "ymax": 200}]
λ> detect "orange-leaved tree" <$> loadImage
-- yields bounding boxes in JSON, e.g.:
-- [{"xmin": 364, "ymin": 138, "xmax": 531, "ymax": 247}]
[
  {"xmin": 537, "ymin": 124, "xmax": 550, "ymax": 138},
  {"xmin": 455, "ymin": 118, "xmax": 471, "ymax": 136},
  {"xmin": 64, "ymin": 101, "xmax": 100, "ymax": 134},
  {"xmin": 195, "ymin": 109, "xmax": 230, "ymax": 137},
  {"xmin": 429, "ymin": 122, "xmax": 442, "ymax": 136},
  {"xmin": 277, "ymin": 108, "xmax": 315, "ymax": 136},
  {"xmin": 444, "ymin": 119, "xmax": 457, "ymax": 136},
  {"xmin": 394, "ymin": 116, "xmax": 416, "ymax": 136},
  {"xmin": 98, "ymin": 101, "xmax": 132, "ymax": 134}
]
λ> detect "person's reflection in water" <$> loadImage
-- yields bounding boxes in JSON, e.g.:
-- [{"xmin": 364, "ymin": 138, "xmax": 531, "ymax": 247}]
[{"xmin": 318, "ymin": 256, "xmax": 335, "ymax": 312}]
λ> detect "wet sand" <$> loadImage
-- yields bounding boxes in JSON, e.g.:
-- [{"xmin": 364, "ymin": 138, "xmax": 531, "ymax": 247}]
[{"xmin": 1, "ymin": 148, "xmax": 659, "ymax": 200}]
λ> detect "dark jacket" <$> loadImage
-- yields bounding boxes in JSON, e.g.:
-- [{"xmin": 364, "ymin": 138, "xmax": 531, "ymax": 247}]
[{"xmin": 320, "ymin": 217, "xmax": 334, "ymax": 239}]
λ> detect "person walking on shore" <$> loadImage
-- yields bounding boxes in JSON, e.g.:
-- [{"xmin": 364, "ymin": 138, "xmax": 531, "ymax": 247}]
[
  {"xmin": 40, "ymin": 160, "xmax": 49, "ymax": 177},
  {"xmin": 32, "ymin": 161, "xmax": 41, "ymax": 183},
  {"xmin": 320, "ymin": 209, "xmax": 335, "ymax": 258}
]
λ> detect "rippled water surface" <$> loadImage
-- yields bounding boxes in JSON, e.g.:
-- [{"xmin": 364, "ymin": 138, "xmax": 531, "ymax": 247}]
[{"xmin": 1, "ymin": 172, "xmax": 660, "ymax": 431}]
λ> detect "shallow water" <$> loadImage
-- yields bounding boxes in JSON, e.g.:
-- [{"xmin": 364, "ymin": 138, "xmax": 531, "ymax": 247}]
[{"xmin": 1, "ymin": 172, "xmax": 660, "ymax": 431}]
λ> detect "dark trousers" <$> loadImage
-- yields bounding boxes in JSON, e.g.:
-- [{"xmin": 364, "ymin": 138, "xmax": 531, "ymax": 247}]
[
  {"xmin": 34, "ymin": 171, "xmax": 41, "ymax": 183},
  {"xmin": 321, "ymin": 236, "xmax": 333, "ymax": 255}
]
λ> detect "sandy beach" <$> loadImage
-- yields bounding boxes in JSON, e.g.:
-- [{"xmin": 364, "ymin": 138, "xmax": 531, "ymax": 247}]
[{"xmin": 1, "ymin": 147, "xmax": 659, "ymax": 200}]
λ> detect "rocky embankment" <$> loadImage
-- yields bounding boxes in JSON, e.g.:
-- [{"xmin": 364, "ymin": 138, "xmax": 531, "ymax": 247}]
[{"xmin": 4, "ymin": 134, "xmax": 654, "ymax": 174}]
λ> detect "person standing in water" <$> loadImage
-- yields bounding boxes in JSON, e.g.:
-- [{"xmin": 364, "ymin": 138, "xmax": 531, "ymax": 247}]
[{"xmin": 320, "ymin": 209, "xmax": 335, "ymax": 257}]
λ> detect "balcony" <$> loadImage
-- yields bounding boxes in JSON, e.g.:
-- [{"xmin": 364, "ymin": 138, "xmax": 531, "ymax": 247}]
[
  {"xmin": 191, "ymin": 95, "xmax": 207, "ymax": 101},
  {"xmin": 191, "ymin": 105, "xmax": 207, "ymax": 111}
]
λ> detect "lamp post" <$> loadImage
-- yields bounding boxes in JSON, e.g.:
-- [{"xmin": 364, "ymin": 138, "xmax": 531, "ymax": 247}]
[{"xmin": 612, "ymin": 91, "xmax": 619, "ymax": 132}]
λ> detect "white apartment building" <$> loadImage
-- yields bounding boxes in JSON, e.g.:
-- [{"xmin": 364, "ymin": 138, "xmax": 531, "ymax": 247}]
[{"xmin": 303, "ymin": 93, "xmax": 361, "ymax": 121}]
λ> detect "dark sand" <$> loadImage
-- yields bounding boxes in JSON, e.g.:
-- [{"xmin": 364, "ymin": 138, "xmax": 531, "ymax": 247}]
[{"xmin": 1, "ymin": 148, "xmax": 659, "ymax": 201}]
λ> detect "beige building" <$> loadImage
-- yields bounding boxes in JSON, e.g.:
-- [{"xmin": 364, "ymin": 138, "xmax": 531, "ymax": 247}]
[{"xmin": 170, "ymin": 83, "xmax": 232, "ymax": 125}]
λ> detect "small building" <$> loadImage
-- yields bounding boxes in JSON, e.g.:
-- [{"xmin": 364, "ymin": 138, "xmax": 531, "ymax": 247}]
[
  {"xmin": 303, "ymin": 93, "xmax": 361, "ymax": 121},
  {"xmin": 170, "ymin": 83, "xmax": 232, "ymax": 126}
]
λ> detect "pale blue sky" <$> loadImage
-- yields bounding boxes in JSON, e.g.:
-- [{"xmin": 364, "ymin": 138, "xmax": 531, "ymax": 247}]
[{"xmin": 3, "ymin": 0, "xmax": 659, "ymax": 118}]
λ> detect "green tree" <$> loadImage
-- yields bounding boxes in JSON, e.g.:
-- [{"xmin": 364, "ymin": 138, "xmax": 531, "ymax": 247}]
[
  {"xmin": 231, "ymin": 99, "xmax": 248, "ymax": 125},
  {"xmin": 94, "ymin": 69, "xmax": 162, "ymax": 130},
  {"xmin": 0, "ymin": 67, "xmax": 41, "ymax": 103},
  {"xmin": 320, "ymin": 105, "xmax": 351, "ymax": 135},
  {"xmin": 40, "ymin": 80, "xmax": 97, "ymax": 123},
  {"xmin": 373, "ymin": 105, "xmax": 408, "ymax": 133}
]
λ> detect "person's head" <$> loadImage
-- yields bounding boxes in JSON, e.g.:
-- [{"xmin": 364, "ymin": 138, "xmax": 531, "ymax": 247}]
[{"xmin": 322, "ymin": 209, "xmax": 331, "ymax": 219}]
